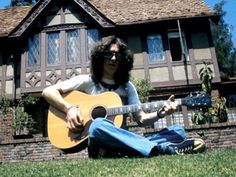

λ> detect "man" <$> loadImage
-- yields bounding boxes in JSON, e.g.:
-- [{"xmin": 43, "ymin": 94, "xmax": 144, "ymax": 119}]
[{"xmin": 42, "ymin": 35, "xmax": 205, "ymax": 158}]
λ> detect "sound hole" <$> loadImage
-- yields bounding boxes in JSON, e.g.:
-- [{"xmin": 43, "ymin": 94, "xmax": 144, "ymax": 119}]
[{"xmin": 91, "ymin": 106, "xmax": 107, "ymax": 120}]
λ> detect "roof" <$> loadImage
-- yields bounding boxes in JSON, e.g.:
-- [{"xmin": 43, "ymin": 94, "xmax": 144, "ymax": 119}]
[
  {"xmin": 0, "ymin": 0, "xmax": 217, "ymax": 37},
  {"xmin": 89, "ymin": 0, "xmax": 217, "ymax": 24},
  {"xmin": 0, "ymin": 6, "xmax": 32, "ymax": 37}
]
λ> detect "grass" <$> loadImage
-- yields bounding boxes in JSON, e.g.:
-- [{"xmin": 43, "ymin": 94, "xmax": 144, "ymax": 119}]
[{"xmin": 1, "ymin": 148, "xmax": 236, "ymax": 177}]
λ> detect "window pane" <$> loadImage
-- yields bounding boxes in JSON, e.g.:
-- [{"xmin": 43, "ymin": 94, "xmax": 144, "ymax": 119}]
[
  {"xmin": 169, "ymin": 37, "xmax": 182, "ymax": 61},
  {"xmin": 47, "ymin": 32, "xmax": 60, "ymax": 65},
  {"xmin": 28, "ymin": 34, "xmax": 40, "ymax": 66},
  {"xmin": 87, "ymin": 29, "xmax": 99, "ymax": 58},
  {"xmin": 67, "ymin": 30, "xmax": 80, "ymax": 64},
  {"xmin": 168, "ymin": 31, "xmax": 188, "ymax": 62},
  {"xmin": 147, "ymin": 34, "xmax": 164, "ymax": 62}
]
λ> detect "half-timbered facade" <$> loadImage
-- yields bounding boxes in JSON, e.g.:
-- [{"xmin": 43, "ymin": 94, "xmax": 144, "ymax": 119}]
[
  {"xmin": 0, "ymin": 0, "xmax": 223, "ymax": 134},
  {"xmin": 0, "ymin": 0, "xmax": 220, "ymax": 97}
]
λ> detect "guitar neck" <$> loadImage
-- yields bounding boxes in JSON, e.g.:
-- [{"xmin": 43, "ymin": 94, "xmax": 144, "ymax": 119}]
[{"xmin": 107, "ymin": 99, "xmax": 182, "ymax": 116}]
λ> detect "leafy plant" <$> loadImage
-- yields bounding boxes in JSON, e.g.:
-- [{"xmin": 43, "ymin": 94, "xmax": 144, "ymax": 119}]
[
  {"xmin": 192, "ymin": 63, "xmax": 228, "ymax": 124},
  {"xmin": 191, "ymin": 109, "xmax": 207, "ymax": 125},
  {"xmin": 131, "ymin": 77, "xmax": 153, "ymax": 103},
  {"xmin": 199, "ymin": 62, "xmax": 213, "ymax": 94},
  {"xmin": 0, "ymin": 93, "xmax": 38, "ymax": 135},
  {"xmin": 13, "ymin": 93, "xmax": 38, "ymax": 135},
  {"xmin": 13, "ymin": 107, "xmax": 36, "ymax": 135},
  {"xmin": 209, "ymin": 96, "xmax": 228, "ymax": 123},
  {"xmin": 0, "ymin": 94, "xmax": 13, "ymax": 114}
]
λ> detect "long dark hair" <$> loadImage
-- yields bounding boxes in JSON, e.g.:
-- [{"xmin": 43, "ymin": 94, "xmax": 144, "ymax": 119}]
[{"xmin": 90, "ymin": 35, "xmax": 134, "ymax": 85}]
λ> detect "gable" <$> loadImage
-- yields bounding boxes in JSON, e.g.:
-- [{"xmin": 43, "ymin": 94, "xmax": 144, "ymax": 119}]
[
  {"xmin": 43, "ymin": 3, "xmax": 93, "ymax": 26},
  {"xmin": 9, "ymin": 0, "xmax": 114, "ymax": 37}
]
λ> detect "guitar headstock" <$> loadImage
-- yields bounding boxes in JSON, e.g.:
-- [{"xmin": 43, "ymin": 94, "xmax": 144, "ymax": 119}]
[{"xmin": 182, "ymin": 92, "xmax": 212, "ymax": 108}]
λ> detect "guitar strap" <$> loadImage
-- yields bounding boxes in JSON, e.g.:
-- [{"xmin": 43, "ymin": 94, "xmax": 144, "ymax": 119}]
[
  {"xmin": 92, "ymin": 76, "xmax": 129, "ymax": 106},
  {"xmin": 100, "ymin": 81, "xmax": 120, "ymax": 91}
]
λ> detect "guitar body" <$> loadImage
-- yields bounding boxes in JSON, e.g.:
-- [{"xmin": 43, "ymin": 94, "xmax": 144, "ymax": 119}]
[{"xmin": 47, "ymin": 91, "xmax": 123, "ymax": 150}]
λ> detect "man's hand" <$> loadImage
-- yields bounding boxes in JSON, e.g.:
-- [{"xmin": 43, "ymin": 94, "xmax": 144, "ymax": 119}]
[
  {"xmin": 158, "ymin": 95, "xmax": 177, "ymax": 118},
  {"xmin": 66, "ymin": 106, "xmax": 84, "ymax": 133}
]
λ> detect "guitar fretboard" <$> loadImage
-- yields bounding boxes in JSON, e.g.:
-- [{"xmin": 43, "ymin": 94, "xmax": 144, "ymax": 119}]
[{"xmin": 106, "ymin": 99, "xmax": 182, "ymax": 116}]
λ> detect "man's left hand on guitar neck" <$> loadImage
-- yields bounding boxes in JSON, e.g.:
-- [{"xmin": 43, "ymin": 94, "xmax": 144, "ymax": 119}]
[{"xmin": 157, "ymin": 95, "xmax": 176, "ymax": 118}]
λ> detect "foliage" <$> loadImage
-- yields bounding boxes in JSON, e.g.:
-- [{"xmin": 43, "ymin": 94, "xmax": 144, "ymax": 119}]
[
  {"xmin": 13, "ymin": 107, "xmax": 36, "ymax": 135},
  {"xmin": 191, "ymin": 109, "xmax": 208, "ymax": 125},
  {"xmin": 0, "ymin": 94, "xmax": 13, "ymax": 114},
  {"xmin": 0, "ymin": 149, "xmax": 236, "ymax": 177},
  {"xmin": 192, "ymin": 96, "xmax": 228, "ymax": 125},
  {"xmin": 13, "ymin": 93, "xmax": 38, "ymax": 135},
  {"xmin": 192, "ymin": 63, "xmax": 228, "ymax": 124},
  {"xmin": 209, "ymin": 96, "xmax": 228, "ymax": 123},
  {"xmin": 10, "ymin": 0, "xmax": 37, "ymax": 6},
  {"xmin": 0, "ymin": 93, "xmax": 38, "ymax": 135},
  {"xmin": 199, "ymin": 62, "xmax": 213, "ymax": 94},
  {"xmin": 131, "ymin": 77, "xmax": 153, "ymax": 103},
  {"xmin": 210, "ymin": 0, "xmax": 236, "ymax": 78}
]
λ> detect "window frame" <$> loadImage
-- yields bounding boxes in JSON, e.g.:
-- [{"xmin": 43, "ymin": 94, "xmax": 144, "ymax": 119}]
[
  {"xmin": 146, "ymin": 33, "xmax": 165, "ymax": 63},
  {"xmin": 27, "ymin": 33, "xmax": 41, "ymax": 67},
  {"xmin": 46, "ymin": 31, "xmax": 61, "ymax": 66},
  {"xmin": 66, "ymin": 29, "xmax": 81, "ymax": 65},
  {"xmin": 26, "ymin": 27, "xmax": 100, "ymax": 68},
  {"xmin": 167, "ymin": 30, "xmax": 189, "ymax": 62}
]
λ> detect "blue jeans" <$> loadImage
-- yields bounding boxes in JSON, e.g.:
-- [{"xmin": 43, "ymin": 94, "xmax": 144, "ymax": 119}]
[{"xmin": 88, "ymin": 118, "xmax": 186, "ymax": 158}]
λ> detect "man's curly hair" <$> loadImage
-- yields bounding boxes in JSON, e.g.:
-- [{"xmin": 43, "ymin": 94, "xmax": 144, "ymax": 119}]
[{"xmin": 90, "ymin": 35, "xmax": 134, "ymax": 85}]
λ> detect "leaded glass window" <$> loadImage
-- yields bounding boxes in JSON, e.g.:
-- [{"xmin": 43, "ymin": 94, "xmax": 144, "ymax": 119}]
[
  {"xmin": 47, "ymin": 32, "xmax": 60, "ymax": 65},
  {"xmin": 66, "ymin": 30, "xmax": 80, "ymax": 64},
  {"xmin": 87, "ymin": 29, "xmax": 99, "ymax": 59},
  {"xmin": 28, "ymin": 34, "xmax": 40, "ymax": 66},
  {"xmin": 147, "ymin": 34, "xmax": 165, "ymax": 62}
]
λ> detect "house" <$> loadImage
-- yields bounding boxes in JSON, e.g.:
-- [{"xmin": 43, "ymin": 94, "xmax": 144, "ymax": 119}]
[
  {"xmin": 2, "ymin": 0, "xmax": 235, "ymax": 163},
  {"xmin": 0, "ymin": 0, "xmax": 221, "ymax": 129}
]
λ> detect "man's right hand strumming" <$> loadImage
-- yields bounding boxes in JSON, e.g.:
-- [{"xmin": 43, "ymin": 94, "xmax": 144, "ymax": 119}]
[{"xmin": 66, "ymin": 105, "xmax": 84, "ymax": 133}]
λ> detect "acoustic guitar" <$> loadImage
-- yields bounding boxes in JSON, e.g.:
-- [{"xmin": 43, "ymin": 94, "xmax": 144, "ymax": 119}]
[{"xmin": 47, "ymin": 91, "xmax": 211, "ymax": 150}]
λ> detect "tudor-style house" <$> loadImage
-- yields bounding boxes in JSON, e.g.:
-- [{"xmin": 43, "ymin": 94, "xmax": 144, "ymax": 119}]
[{"xmin": 0, "ymin": 0, "xmax": 222, "ymax": 136}]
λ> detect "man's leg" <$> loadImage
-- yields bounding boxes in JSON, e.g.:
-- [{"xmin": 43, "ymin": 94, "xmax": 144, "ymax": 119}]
[
  {"xmin": 88, "ymin": 118, "xmax": 172, "ymax": 157},
  {"xmin": 146, "ymin": 125, "xmax": 206, "ymax": 154},
  {"xmin": 146, "ymin": 124, "xmax": 186, "ymax": 145}
]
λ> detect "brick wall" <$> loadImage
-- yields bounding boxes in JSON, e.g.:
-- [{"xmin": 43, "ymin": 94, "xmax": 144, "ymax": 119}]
[
  {"xmin": 1, "ymin": 112, "xmax": 236, "ymax": 163},
  {"xmin": 0, "ymin": 138, "xmax": 88, "ymax": 163},
  {"xmin": 187, "ymin": 123, "xmax": 236, "ymax": 149},
  {"xmin": 0, "ymin": 111, "xmax": 14, "ymax": 142}
]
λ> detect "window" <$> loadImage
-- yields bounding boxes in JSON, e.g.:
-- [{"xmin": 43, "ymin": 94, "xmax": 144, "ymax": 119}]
[
  {"xmin": 28, "ymin": 29, "xmax": 99, "ymax": 67},
  {"xmin": 147, "ymin": 34, "xmax": 165, "ymax": 62},
  {"xmin": 87, "ymin": 29, "xmax": 99, "ymax": 59},
  {"xmin": 66, "ymin": 30, "xmax": 80, "ymax": 64},
  {"xmin": 28, "ymin": 34, "xmax": 40, "ymax": 66},
  {"xmin": 47, "ymin": 32, "xmax": 60, "ymax": 65},
  {"xmin": 168, "ymin": 31, "xmax": 188, "ymax": 62}
]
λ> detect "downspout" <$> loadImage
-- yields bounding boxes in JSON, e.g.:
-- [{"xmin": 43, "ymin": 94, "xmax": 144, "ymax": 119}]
[
  {"xmin": 177, "ymin": 19, "xmax": 189, "ymax": 85},
  {"xmin": 11, "ymin": 53, "xmax": 17, "ymax": 102}
]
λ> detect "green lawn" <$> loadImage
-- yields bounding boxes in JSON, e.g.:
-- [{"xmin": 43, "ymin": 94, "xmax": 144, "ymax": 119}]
[{"xmin": 1, "ymin": 148, "xmax": 236, "ymax": 177}]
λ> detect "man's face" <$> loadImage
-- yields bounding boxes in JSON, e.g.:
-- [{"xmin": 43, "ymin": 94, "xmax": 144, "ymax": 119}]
[{"xmin": 103, "ymin": 43, "xmax": 121, "ymax": 79}]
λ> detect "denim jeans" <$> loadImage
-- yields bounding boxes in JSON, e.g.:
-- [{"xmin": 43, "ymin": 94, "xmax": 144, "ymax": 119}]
[{"xmin": 88, "ymin": 118, "xmax": 186, "ymax": 158}]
